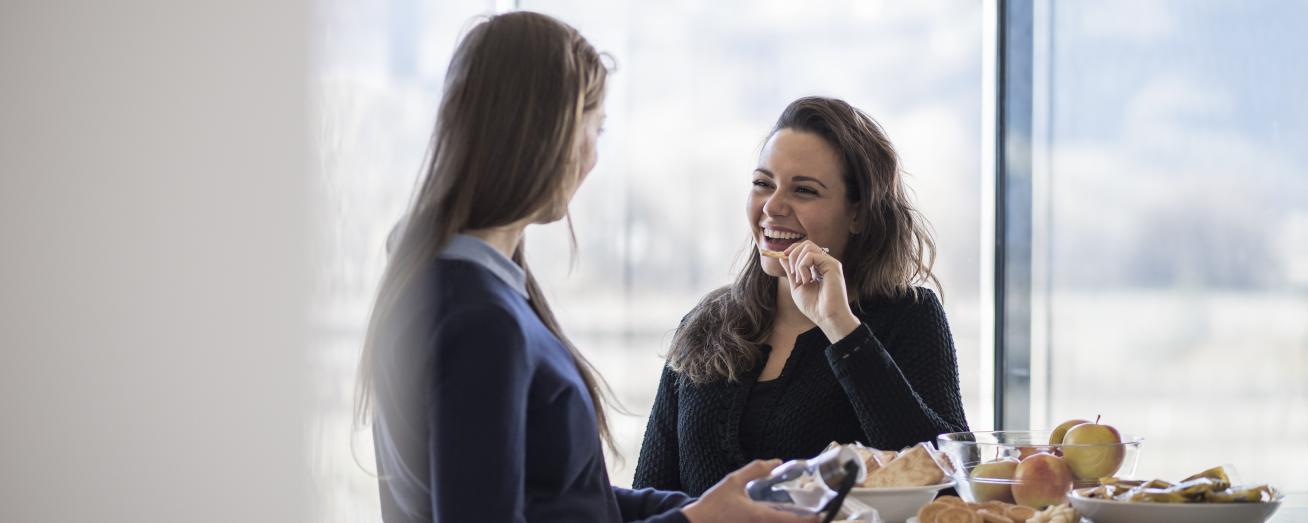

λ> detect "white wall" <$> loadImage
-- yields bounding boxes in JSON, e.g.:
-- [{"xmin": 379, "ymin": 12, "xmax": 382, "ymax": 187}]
[{"xmin": 0, "ymin": 1, "xmax": 311, "ymax": 521}]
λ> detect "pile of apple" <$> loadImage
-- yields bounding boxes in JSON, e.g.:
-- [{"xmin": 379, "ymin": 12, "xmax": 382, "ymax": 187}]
[{"xmin": 969, "ymin": 416, "xmax": 1125, "ymax": 509}]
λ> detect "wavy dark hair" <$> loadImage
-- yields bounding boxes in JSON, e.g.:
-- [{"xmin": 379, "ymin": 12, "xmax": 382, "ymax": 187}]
[
  {"xmin": 355, "ymin": 12, "xmax": 617, "ymax": 448},
  {"xmin": 667, "ymin": 96, "xmax": 940, "ymax": 384}
]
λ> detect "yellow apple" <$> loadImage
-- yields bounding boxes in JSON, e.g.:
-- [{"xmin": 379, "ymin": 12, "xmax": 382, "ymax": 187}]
[
  {"xmin": 1062, "ymin": 420, "xmax": 1124, "ymax": 481},
  {"xmin": 969, "ymin": 458, "xmax": 1019, "ymax": 503},
  {"xmin": 1049, "ymin": 418, "xmax": 1090, "ymax": 445}
]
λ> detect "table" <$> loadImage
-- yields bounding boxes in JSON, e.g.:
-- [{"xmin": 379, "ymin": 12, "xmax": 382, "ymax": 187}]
[{"xmin": 1270, "ymin": 493, "xmax": 1308, "ymax": 522}]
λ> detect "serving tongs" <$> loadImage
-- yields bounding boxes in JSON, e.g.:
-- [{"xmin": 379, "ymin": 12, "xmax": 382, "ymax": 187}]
[{"xmin": 818, "ymin": 460, "xmax": 860, "ymax": 523}]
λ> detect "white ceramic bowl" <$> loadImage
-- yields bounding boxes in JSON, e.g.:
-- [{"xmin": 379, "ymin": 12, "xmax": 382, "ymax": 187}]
[
  {"xmin": 1068, "ymin": 488, "xmax": 1283, "ymax": 523},
  {"xmin": 842, "ymin": 481, "xmax": 955, "ymax": 523}
]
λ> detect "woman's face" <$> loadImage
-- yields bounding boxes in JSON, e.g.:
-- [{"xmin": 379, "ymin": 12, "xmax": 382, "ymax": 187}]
[
  {"xmin": 576, "ymin": 104, "xmax": 606, "ymax": 182},
  {"xmin": 748, "ymin": 128, "xmax": 858, "ymax": 278},
  {"xmin": 538, "ymin": 102, "xmax": 606, "ymax": 224}
]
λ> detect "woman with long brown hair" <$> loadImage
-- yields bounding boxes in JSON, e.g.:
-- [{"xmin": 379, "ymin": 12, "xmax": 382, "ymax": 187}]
[
  {"xmin": 633, "ymin": 97, "xmax": 970, "ymax": 496},
  {"xmin": 357, "ymin": 11, "xmax": 816, "ymax": 523}
]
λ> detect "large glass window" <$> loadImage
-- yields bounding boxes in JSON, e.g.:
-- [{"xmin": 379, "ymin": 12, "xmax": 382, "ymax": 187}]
[
  {"xmin": 1028, "ymin": 0, "xmax": 1308, "ymax": 489},
  {"xmin": 520, "ymin": 0, "xmax": 986, "ymax": 487},
  {"xmin": 313, "ymin": 1, "xmax": 985, "ymax": 520},
  {"xmin": 312, "ymin": 1, "xmax": 497, "ymax": 520},
  {"xmin": 312, "ymin": 1, "xmax": 1308, "ymax": 520}
]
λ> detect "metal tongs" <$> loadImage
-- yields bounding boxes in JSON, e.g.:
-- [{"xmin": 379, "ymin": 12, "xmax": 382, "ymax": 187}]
[
  {"xmin": 744, "ymin": 445, "xmax": 866, "ymax": 522},
  {"xmin": 817, "ymin": 460, "xmax": 860, "ymax": 523}
]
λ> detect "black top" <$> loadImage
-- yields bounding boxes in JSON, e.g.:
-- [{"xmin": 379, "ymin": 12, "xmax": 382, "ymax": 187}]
[
  {"xmin": 738, "ymin": 379, "xmax": 782, "ymax": 458},
  {"xmin": 633, "ymin": 288, "xmax": 969, "ymax": 497},
  {"xmin": 370, "ymin": 252, "xmax": 692, "ymax": 522}
]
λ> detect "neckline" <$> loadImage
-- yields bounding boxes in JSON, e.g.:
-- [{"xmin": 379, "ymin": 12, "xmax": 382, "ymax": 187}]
[
  {"xmin": 761, "ymin": 325, "xmax": 828, "ymax": 381},
  {"xmin": 726, "ymin": 325, "xmax": 829, "ymax": 465},
  {"xmin": 438, "ymin": 234, "xmax": 529, "ymax": 298}
]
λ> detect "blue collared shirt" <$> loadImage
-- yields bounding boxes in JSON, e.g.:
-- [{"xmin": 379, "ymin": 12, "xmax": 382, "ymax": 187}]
[{"xmin": 438, "ymin": 233, "xmax": 528, "ymax": 299}]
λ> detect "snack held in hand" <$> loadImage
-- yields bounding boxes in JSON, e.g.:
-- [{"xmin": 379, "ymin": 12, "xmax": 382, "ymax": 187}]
[{"xmin": 758, "ymin": 244, "xmax": 828, "ymax": 260}]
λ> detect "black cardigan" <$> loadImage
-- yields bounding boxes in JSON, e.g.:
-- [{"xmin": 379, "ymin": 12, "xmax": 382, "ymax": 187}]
[{"xmin": 632, "ymin": 288, "xmax": 969, "ymax": 496}]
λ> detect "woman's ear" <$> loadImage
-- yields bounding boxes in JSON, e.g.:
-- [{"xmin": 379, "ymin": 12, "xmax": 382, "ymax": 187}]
[{"xmin": 849, "ymin": 203, "xmax": 864, "ymax": 235}]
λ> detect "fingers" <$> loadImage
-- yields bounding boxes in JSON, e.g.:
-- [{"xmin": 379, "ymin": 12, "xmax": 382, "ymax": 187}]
[
  {"xmin": 785, "ymin": 241, "xmax": 830, "ymax": 286},
  {"xmin": 777, "ymin": 256, "xmax": 799, "ymax": 289},
  {"xmin": 796, "ymin": 249, "xmax": 819, "ymax": 285},
  {"xmin": 792, "ymin": 249, "xmax": 807, "ymax": 284},
  {"xmin": 780, "ymin": 240, "xmax": 842, "ymax": 289},
  {"xmin": 729, "ymin": 460, "xmax": 822, "ymax": 523},
  {"xmin": 781, "ymin": 241, "xmax": 807, "ymax": 280},
  {"xmin": 781, "ymin": 240, "xmax": 803, "ymax": 258},
  {"xmin": 780, "ymin": 252, "xmax": 806, "ymax": 289},
  {"xmin": 783, "ymin": 241, "xmax": 806, "ymax": 284}
]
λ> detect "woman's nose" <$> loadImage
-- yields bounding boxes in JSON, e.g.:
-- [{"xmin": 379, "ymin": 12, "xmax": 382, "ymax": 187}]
[{"xmin": 763, "ymin": 192, "xmax": 790, "ymax": 217}]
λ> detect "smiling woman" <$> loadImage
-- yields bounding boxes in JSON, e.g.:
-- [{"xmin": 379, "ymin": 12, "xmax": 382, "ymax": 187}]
[
  {"xmin": 633, "ymin": 97, "xmax": 970, "ymax": 497},
  {"xmin": 751, "ymin": 131, "xmax": 856, "ymax": 273}
]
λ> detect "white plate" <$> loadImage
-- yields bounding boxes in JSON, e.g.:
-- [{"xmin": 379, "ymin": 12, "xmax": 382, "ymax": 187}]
[
  {"xmin": 844, "ymin": 481, "xmax": 954, "ymax": 523},
  {"xmin": 909, "ymin": 516, "xmax": 1094, "ymax": 523},
  {"xmin": 1068, "ymin": 489, "xmax": 1283, "ymax": 523}
]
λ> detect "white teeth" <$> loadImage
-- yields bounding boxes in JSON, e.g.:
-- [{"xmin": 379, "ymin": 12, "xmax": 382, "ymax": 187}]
[{"xmin": 763, "ymin": 229, "xmax": 804, "ymax": 240}]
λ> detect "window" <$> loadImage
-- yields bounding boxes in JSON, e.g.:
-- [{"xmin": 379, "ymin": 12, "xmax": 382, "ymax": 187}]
[
  {"xmin": 312, "ymin": 1, "xmax": 497, "ymax": 519},
  {"xmin": 314, "ymin": 1, "xmax": 984, "ymax": 519},
  {"xmin": 1024, "ymin": 0, "xmax": 1308, "ymax": 489},
  {"xmin": 520, "ymin": 0, "xmax": 986, "ymax": 487},
  {"xmin": 301, "ymin": 0, "xmax": 1301, "ymax": 518}
]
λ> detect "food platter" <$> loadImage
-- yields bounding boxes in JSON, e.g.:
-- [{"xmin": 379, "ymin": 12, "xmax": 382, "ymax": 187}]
[{"xmin": 1067, "ymin": 488, "xmax": 1283, "ymax": 523}]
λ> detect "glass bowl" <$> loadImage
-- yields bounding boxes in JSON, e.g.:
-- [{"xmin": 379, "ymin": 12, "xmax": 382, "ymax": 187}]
[{"xmin": 936, "ymin": 430, "xmax": 1143, "ymax": 508}]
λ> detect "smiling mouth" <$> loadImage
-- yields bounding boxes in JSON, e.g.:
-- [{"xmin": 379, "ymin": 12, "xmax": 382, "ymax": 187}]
[{"xmin": 760, "ymin": 228, "xmax": 806, "ymax": 254}]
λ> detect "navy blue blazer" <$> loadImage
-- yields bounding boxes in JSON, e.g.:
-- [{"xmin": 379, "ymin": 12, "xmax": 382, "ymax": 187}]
[{"xmin": 370, "ymin": 240, "xmax": 692, "ymax": 523}]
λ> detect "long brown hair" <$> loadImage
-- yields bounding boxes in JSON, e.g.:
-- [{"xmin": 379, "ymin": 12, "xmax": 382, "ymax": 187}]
[
  {"xmin": 355, "ymin": 12, "xmax": 616, "ymax": 448},
  {"xmin": 667, "ymin": 96, "xmax": 939, "ymax": 384}
]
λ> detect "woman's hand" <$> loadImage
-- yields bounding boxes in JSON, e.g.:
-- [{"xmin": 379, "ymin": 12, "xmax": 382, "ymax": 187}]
[
  {"xmin": 779, "ymin": 240, "xmax": 860, "ymax": 343},
  {"xmin": 681, "ymin": 460, "xmax": 820, "ymax": 523}
]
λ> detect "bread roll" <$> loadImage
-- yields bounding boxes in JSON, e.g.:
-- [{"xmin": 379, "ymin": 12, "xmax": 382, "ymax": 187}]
[{"xmin": 934, "ymin": 507, "xmax": 983, "ymax": 523}]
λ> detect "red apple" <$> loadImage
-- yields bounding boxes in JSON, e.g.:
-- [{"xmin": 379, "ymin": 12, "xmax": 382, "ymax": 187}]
[
  {"xmin": 1011, "ymin": 453, "xmax": 1074, "ymax": 509},
  {"xmin": 969, "ymin": 458, "xmax": 1019, "ymax": 503},
  {"xmin": 1018, "ymin": 445, "xmax": 1059, "ymax": 460},
  {"xmin": 1062, "ymin": 420, "xmax": 1125, "ymax": 481}
]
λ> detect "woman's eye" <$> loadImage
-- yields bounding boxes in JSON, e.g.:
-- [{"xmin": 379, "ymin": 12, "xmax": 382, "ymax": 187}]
[
  {"xmin": 797, "ymin": 186, "xmax": 818, "ymax": 195},
  {"xmin": 752, "ymin": 180, "xmax": 772, "ymax": 189}
]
